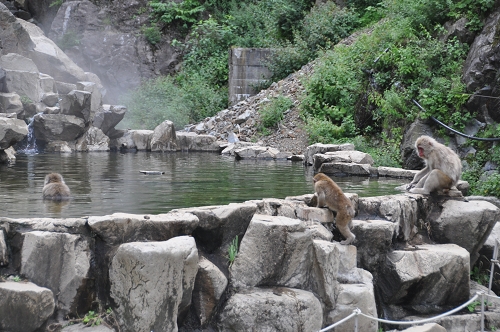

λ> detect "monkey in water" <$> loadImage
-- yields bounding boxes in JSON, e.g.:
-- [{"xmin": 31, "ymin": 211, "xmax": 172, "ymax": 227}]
[
  {"xmin": 407, "ymin": 135, "xmax": 462, "ymax": 195},
  {"xmin": 313, "ymin": 173, "xmax": 356, "ymax": 245},
  {"xmin": 42, "ymin": 173, "xmax": 71, "ymax": 201}
]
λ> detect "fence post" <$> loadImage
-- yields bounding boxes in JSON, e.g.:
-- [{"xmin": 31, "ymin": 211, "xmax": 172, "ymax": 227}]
[
  {"xmin": 354, "ymin": 308, "xmax": 360, "ymax": 332},
  {"xmin": 481, "ymin": 291, "xmax": 485, "ymax": 332},
  {"xmin": 489, "ymin": 240, "xmax": 499, "ymax": 294}
]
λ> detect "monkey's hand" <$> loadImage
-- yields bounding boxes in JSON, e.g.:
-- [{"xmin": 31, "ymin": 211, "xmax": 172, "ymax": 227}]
[{"xmin": 405, "ymin": 183, "xmax": 416, "ymax": 191}]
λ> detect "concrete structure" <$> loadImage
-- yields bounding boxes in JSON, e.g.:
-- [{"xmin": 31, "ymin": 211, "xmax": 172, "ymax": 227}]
[{"xmin": 228, "ymin": 48, "xmax": 272, "ymax": 105}]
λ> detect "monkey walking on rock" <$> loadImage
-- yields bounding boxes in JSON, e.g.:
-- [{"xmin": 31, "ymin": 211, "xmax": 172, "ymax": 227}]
[
  {"xmin": 42, "ymin": 173, "xmax": 71, "ymax": 201},
  {"xmin": 313, "ymin": 173, "xmax": 356, "ymax": 245},
  {"xmin": 406, "ymin": 135, "xmax": 462, "ymax": 195}
]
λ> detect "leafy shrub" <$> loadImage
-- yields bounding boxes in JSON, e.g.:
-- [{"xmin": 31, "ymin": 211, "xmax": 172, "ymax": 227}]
[
  {"xmin": 120, "ymin": 74, "xmax": 226, "ymax": 130},
  {"xmin": 259, "ymin": 96, "xmax": 293, "ymax": 128},
  {"xmin": 475, "ymin": 173, "xmax": 500, "ymax": 197},
  {"xmin": 142, "ymin": 25, "xmax": 162, "ymax": 45},
  {"xmin": 150, "ymin": 0, "xmax": 205, "ymax": 28}
]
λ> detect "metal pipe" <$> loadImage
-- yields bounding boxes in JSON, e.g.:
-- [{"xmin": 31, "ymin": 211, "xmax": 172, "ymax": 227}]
[{"xmin": 412, "ymin": 100, "xmax": 500, "ymax": 142}]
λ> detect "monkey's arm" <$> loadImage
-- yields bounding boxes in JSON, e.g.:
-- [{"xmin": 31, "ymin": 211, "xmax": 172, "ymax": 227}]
[{"xmin": 406, "ymin": 166, "xmax": 429, "ymax": 190}]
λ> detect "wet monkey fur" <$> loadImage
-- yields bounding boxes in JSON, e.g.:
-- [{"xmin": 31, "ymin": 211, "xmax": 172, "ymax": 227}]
[
  {"xmin": 42, "ymin": 173, "xmax": 71, "ymax": 200},
  {"xmin": 313, "ymin": 173, "xmax": 356, "ymax": 245},
  {"xmin": 407, "ymin": 135, "xmax": 462, "ymax": 195}
]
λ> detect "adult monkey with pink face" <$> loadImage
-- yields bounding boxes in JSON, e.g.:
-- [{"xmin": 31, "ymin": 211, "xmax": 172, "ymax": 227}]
[{"xmin": 407, "ymin": 135, "xmax": 462, "ymax": 195}]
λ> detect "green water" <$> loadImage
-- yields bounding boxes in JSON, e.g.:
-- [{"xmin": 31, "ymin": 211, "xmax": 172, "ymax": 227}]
[{"xmin": 0, "ymin": 152, "xmax": 405, "ymax": 218}]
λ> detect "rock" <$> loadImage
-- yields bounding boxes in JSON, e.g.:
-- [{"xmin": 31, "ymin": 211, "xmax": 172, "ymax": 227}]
[
  {"xmin": 326, "ymin": 282, "xmax": 378, "ymax": 332},
  {"xmin": 0, "ymin": 53, "xmax": 41, "ymax": 104},
  {"xmin": 304, "ymin": 143, "xmax": 355, "ymax": 166},
  {"xmin": 110, "ymin": 236, "xmax": 198, "ymax": 332},
  {"xmin": 59, "ymin": 90, "xmax": 92, "ymax": 123},
  {"xmin": 151, "ymin": 120, "xmax": 177, "ymax": 152},
  {"xmin": 463, "ymin": 8, "xmax": 500, "ymax": 123},
  {"xmin": 20, "ymin": 231, "xmax": 91, "ymax": 318},
  {"xmin": 93, "ymin": 104, "xmax": 127, "ymax": 135},
  {"xmin": 0, "ymin": 229, "xmax": 8, "ymax": 266},
  {"xmin": 428, "ymin": 199, "xmax": 500, "ymax": 265},
  {"xmin": 358, "ymin": 194, "xmax": 420, "ymax": 241},
  {"xmin": 88, "ymin": 212, "xmax": 199, "ymax": 245},
  {"xmin": 0, "ymin": 117, "xmax": 28, "ymax": 149},
  {"xmin": 176, "ymin": 132, "xmax": 220, "ymax": 152},
  {"xmin": 400, "ymin": 323, "xmax": 447, "ymax": 332},
  {"xmin": 75, "ymin": 126, "xmax": 109, "ymax": 151},
  {"xmin": 379, "ymin": 244, "xmax": 470, "ymax": 315},
  {"xmin": 192, "ymin": 256, "xmax": 228, "ymax": 325},
  {"xmin": 0, "ymin": 281, "xmax": 55, "ymax": 332},
  {"xmin": 319, "ymin": 162, "xmax": 372, "ymax": 176},
  {"xmin": 219, "ymin": 287, "xmax": 323, "ymax": 332},
  {"xmin": 0, "ymin": 92, "xmax": 24, "ymax": 118},
  {"xmin": 32, "ymin": 113, "xmax": 85, "ymax": 142}
]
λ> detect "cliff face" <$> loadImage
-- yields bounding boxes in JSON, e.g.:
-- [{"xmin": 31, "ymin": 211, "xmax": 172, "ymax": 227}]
[{"xmin": 1, "ymin": 0, "xmax": 183, "ymax": 104}]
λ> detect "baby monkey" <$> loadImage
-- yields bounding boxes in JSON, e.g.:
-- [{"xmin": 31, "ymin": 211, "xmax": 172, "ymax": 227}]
[
  {"xmin": 42, "ymin": 173, "xmax": 71, "ymax": 201},
  {"xmin": 313, "ymin": 173, "xmax": 356, "ymax": 245}
]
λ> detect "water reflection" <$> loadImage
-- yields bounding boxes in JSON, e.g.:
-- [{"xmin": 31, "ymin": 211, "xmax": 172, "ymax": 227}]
[{"xmin": 0, "ymin": 152, "xmax": 406, "ymax": 218}]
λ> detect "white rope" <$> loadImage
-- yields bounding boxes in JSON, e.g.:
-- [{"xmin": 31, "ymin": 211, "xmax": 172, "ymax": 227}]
[
  {"xmin": 319, "ymin": 309, "xmax": 360, "ymax": 332},
  {"xmin": 318, "ymin": 293, "xmax": 481, "ymax": 331}
]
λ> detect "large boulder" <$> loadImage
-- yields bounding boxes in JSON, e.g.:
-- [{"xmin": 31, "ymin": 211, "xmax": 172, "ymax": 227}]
[
  {"xmin": 110, "ymin": 236, "xmax": 198, "ymax": 332},
  {"xmin": 379, "ymin": 244, "xmax": 470, "ymax": 317},
  {"xmin": 0, "ymin": 117, "xmax": 28, "ymax": 149},
  {"xmin": 93, "ymin": 104, "xmax": 126, "ymax": 135},
  {"xmin": 0, "ymin": 92, "xmax": 24, "ymax": 118},
  {"xmin": 150, "ymin": 120, "xmax": 177, "ymax": 152},
  {"xmin": 20, "ymin": 231, "xmax": 92, "ymax": 318},
  {"xmin": 428, "ymin": 199, "xmax": 500, "ymax": 265},
  {"xmin": 218, "ymin": 287, "xmax": 323, "ymax": 332},
  {"xmin": 60, "ymin": 90, "xmax": 92, "ymax": 123},
  {"xmin": 32, "ymin": 113, "xmax": 85, "ymax": 142},
  {"xmin": 463, "ymin": 7, "xmax": 500, "ymax": 123},
  {"xmin": 0, "ymin": 53, "xmax": 41, "ymax": 103},
  {"xmin": 48, "ymin": 0, "xmax": 181, "ymax": 103},
  {"xmin": 0, "ymin": 281, "xmax": 55, "ymax": 332}
]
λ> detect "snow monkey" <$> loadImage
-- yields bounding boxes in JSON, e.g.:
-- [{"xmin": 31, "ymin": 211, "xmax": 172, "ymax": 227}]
[
  {"xmin": 42, "ymin": 173, "xmax": 71, "ymax": 200},
  {"xmin": 407, "ymin": 135, "xmax": 462, "ymax": 195},
  {"xmin": 313, "ymin": 172, "xmax": 356, "ymax": 245}
]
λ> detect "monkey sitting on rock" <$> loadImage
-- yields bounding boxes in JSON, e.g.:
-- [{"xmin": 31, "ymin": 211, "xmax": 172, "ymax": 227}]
[
  {"xmin": 313, "ymin": 172, "xmax": 356, "ymax": 245},
  {"xmin": 42, "ymin": 173, "xmax": 71, "ymax": 201},
  {"xmin": 406, "ymin": 135, "xmax": 462, "ymax": 195}
]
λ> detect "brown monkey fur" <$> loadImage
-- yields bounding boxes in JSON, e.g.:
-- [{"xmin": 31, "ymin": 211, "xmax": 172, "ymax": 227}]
[
  {"xmin": 407, "ymin": 135, "xmax": 462, "ymax": 195},
  {"xmin": 313, "ymin": 173, "xmax": 356, "ymax": 245},
  {"xmin": 42, "ymin": 173, "xmax": 71, "ymax": 201}
]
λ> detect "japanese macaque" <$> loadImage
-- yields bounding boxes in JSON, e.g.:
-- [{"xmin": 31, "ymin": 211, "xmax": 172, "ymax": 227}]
[
  {"xmin": 407, "ymin": 135, "xmax": 462, "ymax": 195},
  {"xmin": 42, "ymin": 173, "xmax": 71, "ymax": 201},
  {"xmin": 313, "ymin": 173, "xmax": 356, "ymax": 245}
]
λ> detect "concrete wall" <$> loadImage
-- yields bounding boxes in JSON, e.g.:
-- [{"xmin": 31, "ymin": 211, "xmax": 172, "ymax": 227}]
[{"xmin": 228, "ymin": 48, "xmax": 272, "ymax": 105}]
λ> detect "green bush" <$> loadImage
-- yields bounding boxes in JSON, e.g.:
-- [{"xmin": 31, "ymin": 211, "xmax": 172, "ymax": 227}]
[
  {"xmin": 259, "ymin": 96, "xmax": 293, "ymax": 128},
  {"xmin": 150, "ymin": 0, "xmax": 205, "ymax": 28},
  {"xmin": 142, "ymin": 25, "xmax": 162, "ymax": 45},
  {"xmin": 120, "ymin": 74, "xmax": 226, "ymax": 130}
]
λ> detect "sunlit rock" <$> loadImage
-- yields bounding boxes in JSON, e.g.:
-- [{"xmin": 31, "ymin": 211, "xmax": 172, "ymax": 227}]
[
  {"xmin": 219, "ymin": 287, "xmax": 323, "ymax": 331},
  {"xmin": 379, "ymin": 244, "xmax": 469, "ymax": 316},
  {"xmin": 20, "ymin": 231, "xmax": 91, "ymax": 319},
  {"xmin": 110, "ymin": 236, "xmax": 198, "ymax": 332},
  {"xmin": 93, "ymin": 104, "xmax": 126, "ymax": 135},
  {"xmin": 75, "ymin": 126, "xmax": 109, "ymax": 152},
  {"xmin": 60, "ymin": 90, "xmax": 92, "ymax": 123},
  {"xmin": 0, "ymin": 117, "xmax": 28, "ymax": 149},
  {"xmin": 192, "ymin": 256, "xmax": 228, "ymax": 326},
  {"xmin": 0, "ymin": 92, "xmax": 23, "ymax": 118},
  {"xmin": 32, "ymin": 113, "xmax": 85, "ymax": 142},
  {"xmin": 304, "ymin": 142, "xmax": 355, "ymax": 166},
  {"xmin": 0, "ymin": 281, "xmax": 55, "ymax": 332},
  {"xmin": 151, "ymin": 120, "xmax": 177, "ymax": 152}
]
